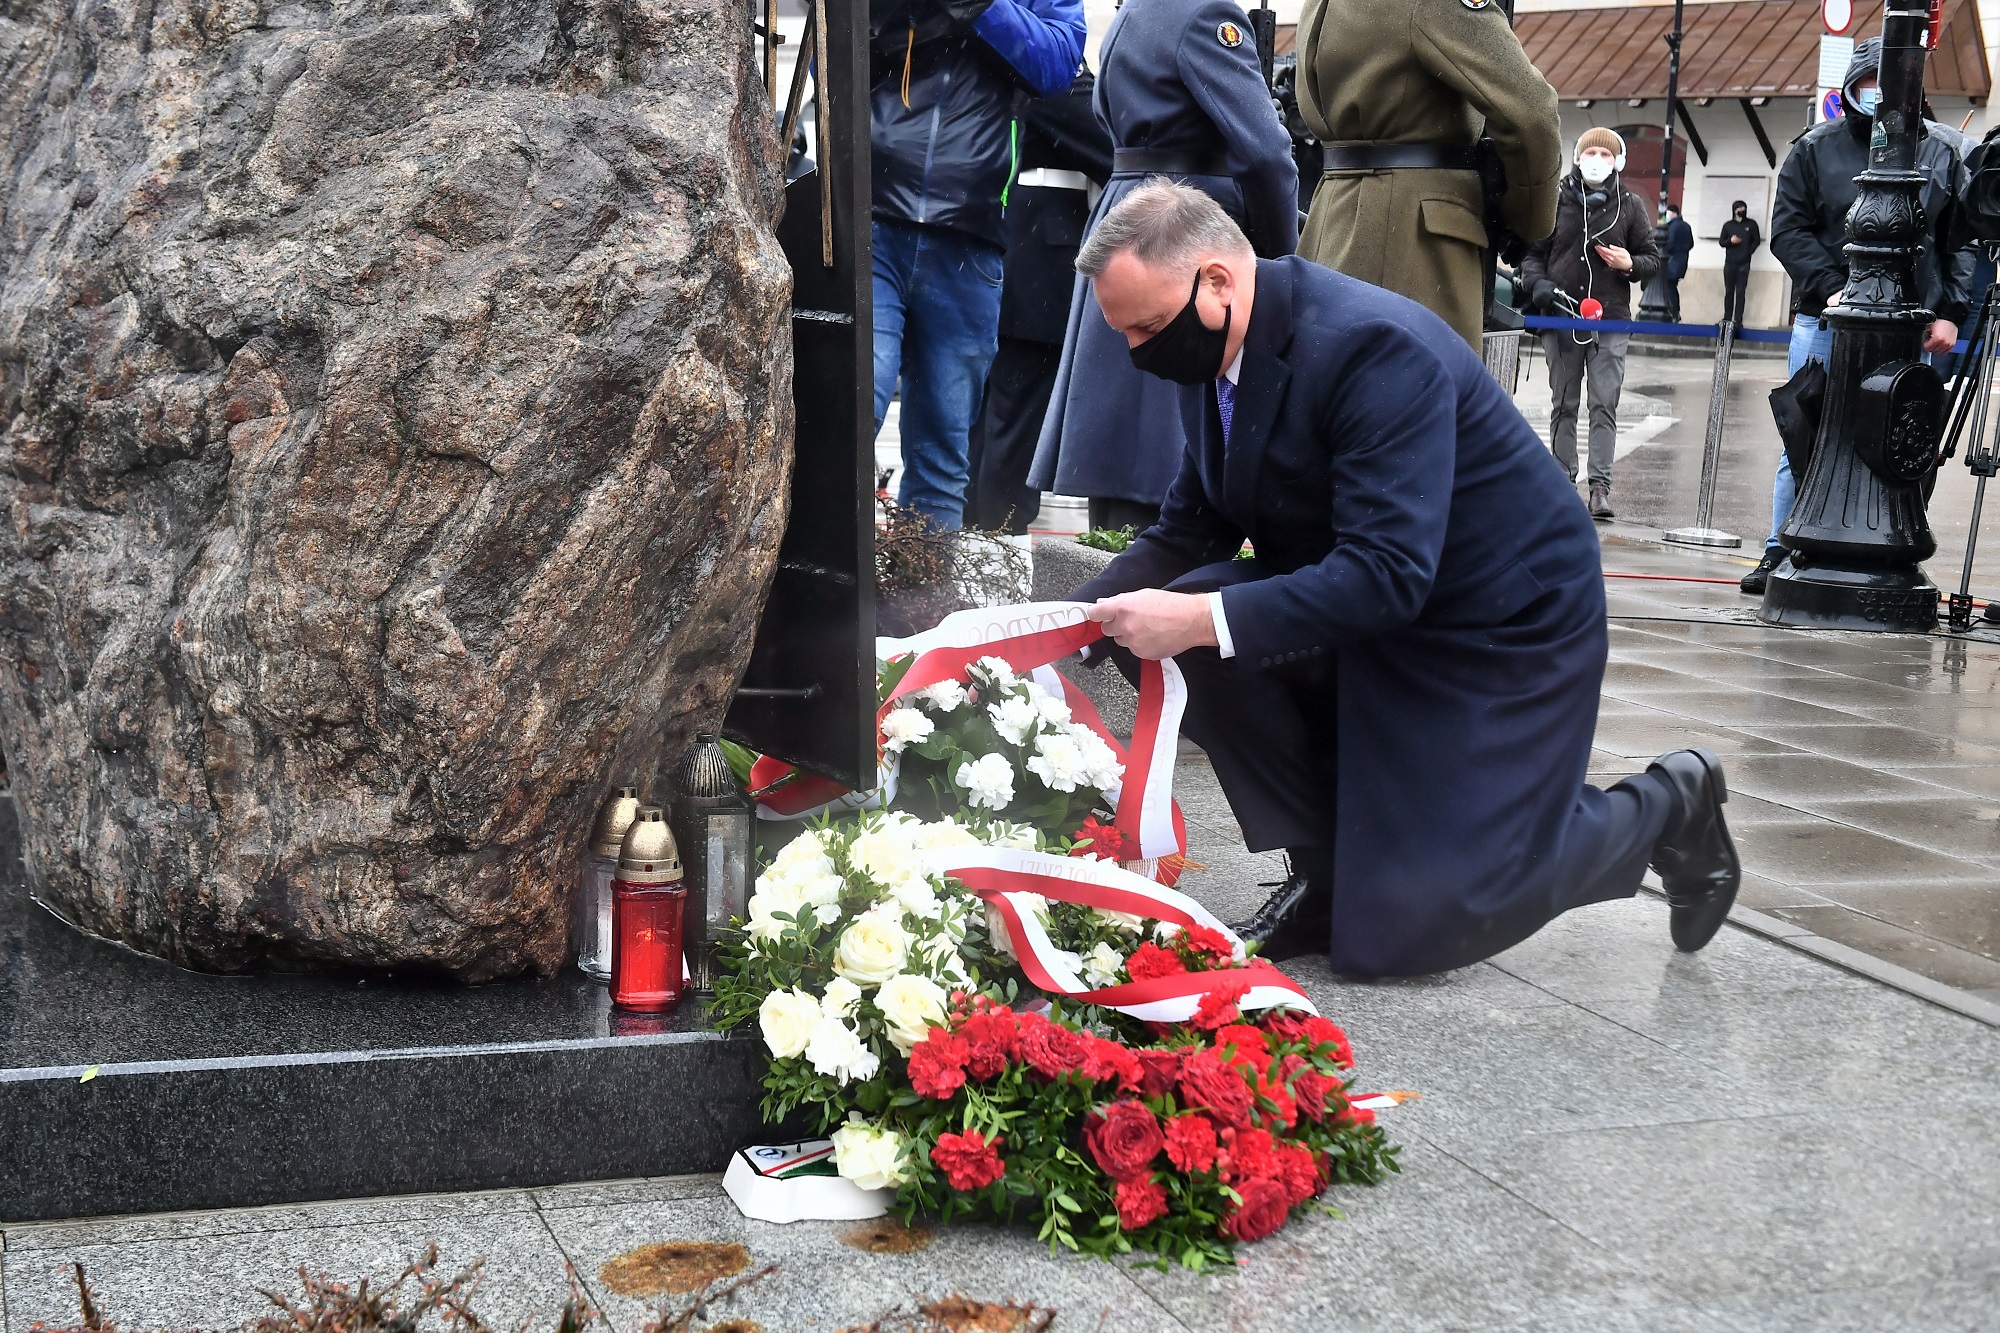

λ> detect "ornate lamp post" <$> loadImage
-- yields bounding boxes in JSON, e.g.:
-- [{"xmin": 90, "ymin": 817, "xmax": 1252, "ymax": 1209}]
[{"xmin": 1762, "ymin": 6, "xmax": 1944, "ymax": 633}]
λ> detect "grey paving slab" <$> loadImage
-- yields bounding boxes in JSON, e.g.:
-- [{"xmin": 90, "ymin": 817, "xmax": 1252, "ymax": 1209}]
[
  {"xmin": 1450, "ymin": 1116, "xmax": 2000, "ymax": 1303},
  {"xmin": 1774, "ymin": 794, "xmax": 2000, "ymax": 863},
  {"xmin": 1819, "ymin": 879, "xmax": 2000, "ymax": 956},
  {"xmin": 1727, "ymin": 819, "xmax": 1990, "ymax": 886},
  {"xmin": 1, "ymin": 1212, "xmax": 578, "ymax": 1331},
  {"xmin": 1717, "ymin": 753, "xmax": 1961, "ymax": 804},
  {"xmin": 1127, "ymin": 1136, "xmax": 1683, "ymax": 1333},
  {"xmin": 1729, "ymin": 720, "xmax": 2000, "ymax": 767},
  {"xmin": 1688, "ymin": 1279, "xmax": 2000, "ymax": 1333},
  {"xmin": 1589, "ymin": 716, "xmax": 1805, "ymax": 760},
  {"xmin": 1764, "ymin": 903, "xmax": 2000, "ymax": 989},
  {"xmin": 528, "ymin": 1175, "xmax": 727, "ymax": 1211},
  {"xmin": 0, "ymin": 1188, "xmax": 540, "ymax": 1251},
  {"xmin": 1608, "ymin": 689, "xmax": 1876, "ymax": 729},
  {"xmin": 1732, "ymin": 870, "xmax": 1840, "ymax": 913},
  {"xmin": 1884, "ymin": 761, "xmax": 2000, "ymax": 799},
  {"xmin": 534, "ymin": 1179, "xmax": 1188, "ymax": 1332}
]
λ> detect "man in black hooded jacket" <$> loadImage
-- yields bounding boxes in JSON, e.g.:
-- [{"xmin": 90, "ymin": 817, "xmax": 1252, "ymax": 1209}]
[{"xmin": 1744, "ymin": 34, "xmax": 1977, "ymax": 593}]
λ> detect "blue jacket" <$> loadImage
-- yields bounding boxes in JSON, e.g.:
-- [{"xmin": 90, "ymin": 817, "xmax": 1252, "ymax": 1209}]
[{"xmin": 870, "ymin": 0, "xmax": 1087, "ymax": 250}]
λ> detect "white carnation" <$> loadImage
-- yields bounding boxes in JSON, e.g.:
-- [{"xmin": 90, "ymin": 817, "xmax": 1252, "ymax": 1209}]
[
  {"xmin": 908, "ymin": 819, "xmax": 981, "ymax": 851},
  {"xmin": 805, "ymin": 1014, "xmax": 881, "ymax": 1085},
  {"xmin": 1025, "ymin": 731, "xmax": 1088, "ymax": 792},
  {"xmin": 1082, "ymin": 941, "xmax": 1125, "ymax": 988},
  {"xmin": 1029, "ymin": 685, "xmax": 1072, "ymax": 727},
  {"xmin": 831, "ymin": 1119, "xmax": 908, "ymax": 1191},
  {"xmin": 849, "ymin": 825, "xmax": 919, "ymax": 886},
  {"xmin": 916, "ymin": 931, "xmax": 973, "ymax": 983},
  {"xmin": 988, "ymin": 695, "xmax": 1041, "ymax": 746},
  {"xmin": 769, "ymin": 830, "xmax": 835, "ymax": 877},
  {"xmin": 982, "ymin": 821, "xmax": 1041, "ymax": 851},
  {"xmin": 914, "ymin": 679, "xmax": 967, "ymax": 712},
  {"xmin": 875, "ymin": 972, "xmax": 950, "ymax": 1053},
  {"xmin": 955, "ymin": 752, "xmax": 1016, "ymax": 810},
  {"xmin": 880, "ymin": 705, "xmax": 935, "ymax": 754},
  {"xmin": 886, "ymin": 873, "xmax": 941, "ymax": 920},
  {"xmin": 758, "ymin": 987, "xmax": 819, "ymax": 1059},
  {"xmin": 973, "ymin": 656, "xmax": 1018, "ymax": 686},
  {"xmin": 1074, "ymin": 727, "xmax": 1124, "ymax": 790},
  {"xmin": 821, "ymin": 976, "xmax": 863, "ymax": 1019}
]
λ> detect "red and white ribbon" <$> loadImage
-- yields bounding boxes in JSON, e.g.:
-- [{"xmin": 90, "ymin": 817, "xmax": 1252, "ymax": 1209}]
[
  {"xmin": 757, "ymin": 602, "xmax": 1187, "ymax": 863},
  {"xmin": 926, "ymin": 846, "xmax": 1317, "ymax": 1022}
]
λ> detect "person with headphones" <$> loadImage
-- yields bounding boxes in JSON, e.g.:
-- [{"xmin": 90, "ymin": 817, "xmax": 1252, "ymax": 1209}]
[{"xmin": 1518, "ymin": 127, "xmax": 1661, "ymax": 521}]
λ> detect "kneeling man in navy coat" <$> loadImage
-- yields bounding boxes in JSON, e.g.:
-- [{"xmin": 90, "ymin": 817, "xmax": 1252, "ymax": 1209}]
[{"xmin": 1071, "ymin": 181, "xmax": 1741, "ymax": 976}]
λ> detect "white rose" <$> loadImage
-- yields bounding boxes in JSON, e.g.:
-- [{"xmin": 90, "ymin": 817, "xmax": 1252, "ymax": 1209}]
[
  {"xmin": 908, "ymin": 819, "xmax": 980, "ymax": 851},
  {"xmin": 1093, "ymin": 907, "xmax": 1145, "ymax": 935},
  {"xmin": 796, "ymin": 869, "xmax": 846, "ymax": 925},
  {"xmin": 821, "ymin": 976, "xmax": 863, "ymax": 1019},
  {"xmin": 831, "ymin": 1120, "xmax": 908, "ymax": 1192},
  {"xmin": 745, "ymin": 873, "xmax": 808, "ymax": 943},
  {"xmin": 834, "ymin": 907, "xmax": 912, "ymax": 986},
  {"xmin": 1082, "ymin": 941, "xmax": 1125, "ymax": 988},
  {"xmin": 880, "ymin": 705, "xmax": 934, "ymax": 754},
  {"xmin": 1025, "ymin": 731, "xmax": 1087, "ymax": 792},
  {"xmin": 758, "ymin": 987, "xmax": 820, "ymax": 1058},
  {"xmin": 849, "ymin": 826, "xmax": 919, "ymax": 887},
  {"xmin": 914, "ymin": 679, "xmax": 967, "ymax": 712},
  {"xmin": 984, "ymin": 893, "xmax": 1047, "ymax": 960},
  {"xmin": 769, "ymin": 830, "xmax": 834, "ymax": 877},
  {"xmin": 875, "ymin": 972, "xmax": 950, "ymax": 1053},
  {"xmin": 955, "ymin": 753, "xmax": 1015, "ymax": 811},
  {"xmin": 805, "ymin": 1014, "xmax": 881, "ymax": 1085},
  {"xmin": 988, "ymin": 695, "xmax": 1041, "ymax": 746}
]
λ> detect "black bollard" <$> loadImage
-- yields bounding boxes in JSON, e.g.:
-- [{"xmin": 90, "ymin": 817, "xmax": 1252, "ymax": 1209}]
[{"xmin": 1762, "ymin": 5, "xmax": 1942, "ymax": 633}]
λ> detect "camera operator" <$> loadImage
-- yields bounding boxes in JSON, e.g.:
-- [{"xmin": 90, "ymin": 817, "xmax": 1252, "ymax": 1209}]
[
  {"xmin": 1519, "ymin": 128, "xmax": 1661, "ymax": 522},
  {"xmin": 870, "ymin": 0, "xmax": 1087, "ymax": 530},
  {"xmin": 1741, "ymin": 35, "xmax": 1976, "ymax": 594}
]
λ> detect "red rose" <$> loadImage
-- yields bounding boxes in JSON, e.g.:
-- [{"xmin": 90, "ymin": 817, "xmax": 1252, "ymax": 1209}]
[
  {"xmin": 1084, "ymin": 1100, "xmax": 1166, "ymax": 1181},
  {"xmin": 1083, "ymin": 1036, "xmax": 1144, "ymax": 1093},
  {"xmin": 1222, "ymin": 1177, "xmax": 1293, "ymax": 1243},
  {"xmin": 930, "ymin": 1129, "xmax": 1005, "ymax": 1191},
  {"xmin": 1281, "ymin": 1055, "xmax": 1331, "ymax": 1123},
  {"xmin": 1180, "ymin": 924, "xmax": 1236, "ymax": 964},
  {"xmin": 958, "ymin": 1009, "xmax": 1022, "ymax": 1080},
  {"xmin": 1163, "ymin": 1113, "xmax": 1219, "ymax": 1174},
  {"xmin": 1272, "ymin": 1141, "xmax": 1320, "ymax": 1207},
  {"xmin": 1135, "ymin": 1048, "xmax": 1183, "ymax": 1097},
  {"xmin": 1126, "ymin": 941, "xmax": 1186, "ymax": 981},
  {"xmin": 1114, "ymin": 1176, "xmax": 1169, "ymax": 1230},
  {"xmin": 1178, "ymin": 1048, "xmax": 1254, "ymax": 1128},
  {"xmin": 908, "ymin": 1030, "xmax": 969, "ymax": 1100},
  {"xmin": 1191, "ymin": 975, "xmax": 1252, "ymax": 1031},
  {"xmin": 1017, "ymin": 1012, "xmax": 1094, "ymax": 1079}
]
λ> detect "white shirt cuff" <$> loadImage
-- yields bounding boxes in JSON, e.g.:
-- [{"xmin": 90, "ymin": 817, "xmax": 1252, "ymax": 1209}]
[{"xmin": 1208, "ymin": 591, "xmax": 1236, "ymax": 659}]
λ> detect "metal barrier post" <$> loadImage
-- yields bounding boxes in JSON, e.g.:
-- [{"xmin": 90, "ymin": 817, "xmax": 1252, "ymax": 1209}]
[{"xmin": 1663, "ymin": 318, "xmax": 1743, "ymax": 548}]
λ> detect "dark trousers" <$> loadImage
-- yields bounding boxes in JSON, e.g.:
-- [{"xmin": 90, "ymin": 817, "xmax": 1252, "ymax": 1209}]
[
  {"xmin": 1661, "ymin": 277, "xmax": 1682, "ymax": 323},
  {"xmin": 964, "ymin": 336, "xmax": 1059, "ymax": 534},
  {"xmin": 1722, "ymin": 264, "xmax": 1751, "ymax": 326},
  {"xmin": 1087, "ymin": 498, "xmax": 1162, "ymax": 536},
  {"xmin": 1101, "ymin": 562, "xmax": 1679, "ymax": 976}
]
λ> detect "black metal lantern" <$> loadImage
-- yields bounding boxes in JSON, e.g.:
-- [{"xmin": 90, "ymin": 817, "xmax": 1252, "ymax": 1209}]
[
  {"xmin": 670, "ymin": 733, "xmax": 754, "ymax": 994},
  {"xmin": 1762, "ymin": 5, "xmax": 1942, "ymax": 632}
]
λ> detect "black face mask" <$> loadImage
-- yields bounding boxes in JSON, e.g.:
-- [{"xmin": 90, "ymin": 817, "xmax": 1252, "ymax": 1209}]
[{"xmin": 1128, "ymin": 273, "xmax": 1231, "ymax": 385}]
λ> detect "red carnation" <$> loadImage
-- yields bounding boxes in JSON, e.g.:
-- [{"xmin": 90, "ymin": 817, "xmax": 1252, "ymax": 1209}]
[
  {"xmin": 908, "ymin": 1029, "xmax": 969, "ymax": 1100},
  {"xmin": 1272, "ymin": 1140, "xmax": 1321, "ymax": 1207},
  {"xmin": 1222, "ymin": 1176, "xmax": 1293, "ymax": 1243},
  {"xmin": 1126, "ymin": 941, "xmax": 1186, "ymax": 981},
  {"xmin": 1084, "ymin": 1100, "xmax": 1166, "ymax": 1181},
  {"xmin": 1018, "ymin": 1012, "xmax": 1095, "ymax": 1079},
  {"xmin": 1083, "ymin": 1035, "xmax": 1144, "ymax": 1093},
  {"xmin": 1345, "ymin": 1103, "xmax": 1377, "ymax": 1127},
  {"xmin": 1301, "ymin": 1015, "xmax": 1354, "ymax": 1068},
  {"xmin": 1069, "ymin": 814, "xmax": 1130, "ymax": 862},
  {"xmin": 1163, "ymin": 1113, "xmax": 1219, "ymax": 1174},
  {"xmin": 1178, "ymin": 1048, "xmax": 1254, "ymax": 1128},
  {"xmin": 1220, "ymin": 1126, "xmax": 1280, "ymax": 1184},
  {"xmin": 1135, "ymin": 1047, "xmax": 1183, "ymax": 1097},
  {"xmin": 930, "ymin": 1128, "xmax": 1006, "ymax": 1191},
  {"xmin": 1114, "ymin": 1176, "xmax": 1169, "ymax": 1231},
  {"xmin": 1191, "ymin": 975, "xmax": 1252, "ymax": 1030},
  {"xmin": 1180, "ymin": 924, "xmax": 1237, "ymax": 964},
  {"xmin": 1213, "ymin": 1024, "xmax": 1270, "ymax": 1059},
  {"xmin": 959, "ymin": 1008, "xmax": 1022, "ymax": 1080}
]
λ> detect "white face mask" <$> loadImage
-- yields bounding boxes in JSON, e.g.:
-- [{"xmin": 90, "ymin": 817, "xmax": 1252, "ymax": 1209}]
[{"xmin": 1578, "ymin": 156, "xmax": 1614, "ymax": 186}]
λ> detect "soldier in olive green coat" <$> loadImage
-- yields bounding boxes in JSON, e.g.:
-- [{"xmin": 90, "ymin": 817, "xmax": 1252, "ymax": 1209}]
[{"xmin": 1295, "ymin": 0, "xmax": 1562, "ymax": 348}]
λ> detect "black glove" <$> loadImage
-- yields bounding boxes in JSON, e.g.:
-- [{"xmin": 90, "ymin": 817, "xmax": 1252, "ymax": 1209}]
[{"xmin": 1529, "ymin": 279, "xmax": 1557, "ymax": 314}]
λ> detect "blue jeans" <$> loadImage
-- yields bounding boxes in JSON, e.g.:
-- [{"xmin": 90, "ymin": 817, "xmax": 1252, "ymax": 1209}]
[
  {"xmin": 872, "ymin": 218, "xmax": 1005, "ymax": 528},
  {"xmin": 1767, "ymin": 314, "xmax": 1836, "ymax": 549}
]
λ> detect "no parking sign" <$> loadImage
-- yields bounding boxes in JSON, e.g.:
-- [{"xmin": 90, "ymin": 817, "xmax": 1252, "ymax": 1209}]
[{"xmin": 1821, "ymin": 88, "xmax": 1845, "ymax": 121}]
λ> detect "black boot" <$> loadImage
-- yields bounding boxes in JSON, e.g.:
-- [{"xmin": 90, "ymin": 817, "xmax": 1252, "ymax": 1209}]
[
  {"xmin": 1588, "ymin": 481, "xmax": 1614, "ymax": 521},
  {"xmin": 1231, "ymin": 850, "xmax": 1332, "ymax": 962},
  {"xmin": 1646, "ymin": 748, "xmax": 1740, "ymax": 952},
  {"xmin": 1739, "ymin": 547, "xmax": 1784, "ymax": 594}
]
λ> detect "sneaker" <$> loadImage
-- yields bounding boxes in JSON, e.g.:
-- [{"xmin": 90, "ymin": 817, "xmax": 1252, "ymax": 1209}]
[
  {"xmin": 1588, "ymin": 482, "xmax": 1614, "ymax": 521},
  {"xmin": 1739, "ymin": 547, "xmax": 1784, "ymax": 595}
]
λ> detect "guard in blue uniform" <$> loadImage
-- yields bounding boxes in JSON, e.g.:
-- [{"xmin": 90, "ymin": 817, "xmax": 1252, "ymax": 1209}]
[
  {"xmin": 1069, "ymin": 182, "xmax": 1742, "ymax": 976},
  {"xmin": 1027, "ymin": 0, "xmax": 1296, "ymax": 533}
]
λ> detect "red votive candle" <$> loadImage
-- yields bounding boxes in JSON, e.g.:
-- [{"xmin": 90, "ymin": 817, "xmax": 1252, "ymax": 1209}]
[{"xmin": 609, "ymin": 805, "xmax": 686, "ymax": 1013}]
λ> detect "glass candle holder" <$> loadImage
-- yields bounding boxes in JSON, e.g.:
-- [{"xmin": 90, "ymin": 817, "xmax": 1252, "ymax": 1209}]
[
  {"xmin": 575, "ymin": 784, "xmax": 639, "ymax": 983},
  {"xmin": 609, "ymin": 880, "xmax": 687, "ymax": 1013}
]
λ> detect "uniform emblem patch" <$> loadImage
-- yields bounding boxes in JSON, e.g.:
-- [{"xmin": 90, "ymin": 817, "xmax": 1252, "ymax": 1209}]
[
  {"xmin": 1216, "ymin": 21, "xmax": 1243, "ymax": 46},
  {"xmin": 1461, "ymin": 0, "xmax": 1492, "ymax": 8}
]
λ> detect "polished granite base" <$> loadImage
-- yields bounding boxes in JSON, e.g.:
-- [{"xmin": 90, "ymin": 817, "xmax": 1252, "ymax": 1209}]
[{"xmin": 0, "ymin": 798, "xmax": 763, "ymax": 1223}]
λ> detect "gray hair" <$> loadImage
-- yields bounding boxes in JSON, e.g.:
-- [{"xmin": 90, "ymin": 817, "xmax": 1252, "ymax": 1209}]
[{"xmin": 1074, "ymin": 179, "xmax": 1253, "ymax": 278}]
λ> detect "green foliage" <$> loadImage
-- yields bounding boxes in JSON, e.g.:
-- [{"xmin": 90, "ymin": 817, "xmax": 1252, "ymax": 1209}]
[{"xmin": 1077, "ymin": 526, "xmax": 1136, "ymax": 553}]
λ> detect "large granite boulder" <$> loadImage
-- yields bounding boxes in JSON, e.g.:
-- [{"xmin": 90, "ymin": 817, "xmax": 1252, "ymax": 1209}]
[{"xmin": 0, "ymin": 0, "xmax": 792, "ymax": 979}]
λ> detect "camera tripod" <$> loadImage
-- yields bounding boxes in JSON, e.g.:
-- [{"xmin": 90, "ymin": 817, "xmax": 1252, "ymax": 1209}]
[{"xmin": 1936, "ymin": 256, "xmax": 2000, "ymax": 632}]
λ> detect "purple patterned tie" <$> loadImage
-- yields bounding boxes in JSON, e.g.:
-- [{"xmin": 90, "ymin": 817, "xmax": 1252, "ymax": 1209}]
[{"xmin": 1215, "ymin": 375, "xmax": 1235, "ymax": 445}]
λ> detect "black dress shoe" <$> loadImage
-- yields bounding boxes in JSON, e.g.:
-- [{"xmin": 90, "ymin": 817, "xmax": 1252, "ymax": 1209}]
[
  {"xmin": 1645, "ymin": 748, "xmax": 1741, "ymax": 951},
  {"xmin": 1588, "ymin": 482, "xmax": 1615, "ymax": 521},
  {"xmin": 1739, "ymin": 547, "xmax": 1784, "ymax": 594},
  {"xmin": 1230, "ymin": 869, "xmax": 1333, "ymax": 963}
]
